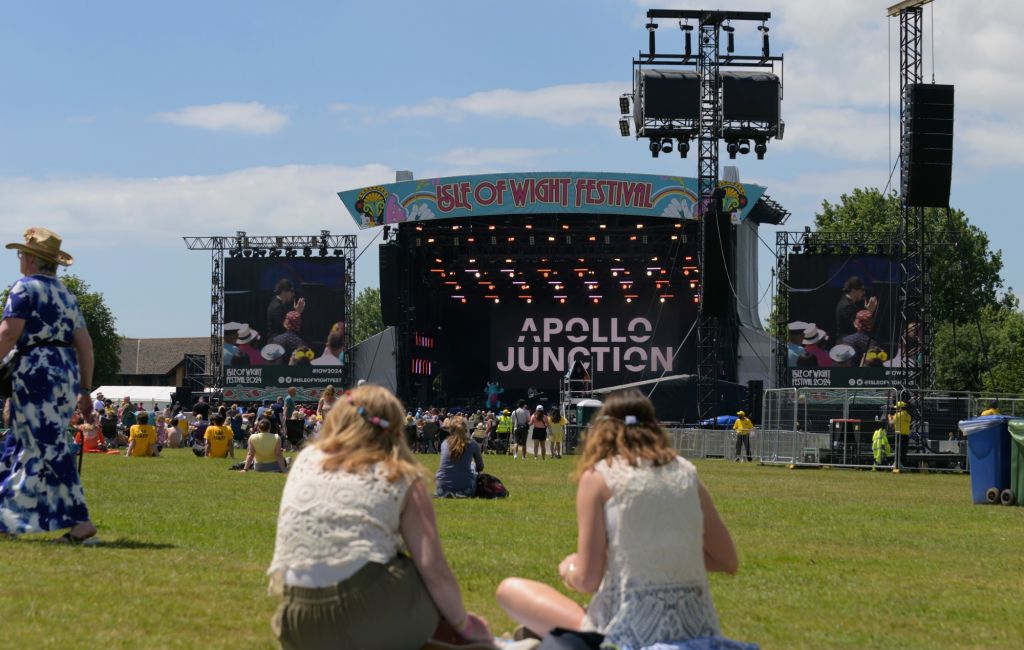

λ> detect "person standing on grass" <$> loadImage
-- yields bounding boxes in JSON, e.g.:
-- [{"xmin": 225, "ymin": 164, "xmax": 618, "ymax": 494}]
[
  {"xmin": 732, "ymin": 411, "xmax": 754, "ymax": 463},
  {"xmin": 548, "ymin": 408, "xmax": 566, "ymax": 459},
  {"xmin": 0, "ymin": 227, "xmax": 98, "ymax": 543},
  {"xmin": 529, "ymin": 405, "xmax": 548, "ymax": 460},
  {"xmin": 496, "ymin": 388, "xmax": 741, "ymax": 648},
  {"xmin": 892, "ymin": 401, "xmax": 911, "ymax": 471},
  {"xmin": 204, "ymin": 413, "xmax": 234, "ymax": 459},
  {"xmin": 511, "ymin": 400, "xmax": 530, "ymax": 460},
  {"xmin": 267, "ymin": 384, "xmax": 494, "ymax": 649},
  {"xmin": 126, "ymin": 412, "xmax": 159, "ymax": 457}
]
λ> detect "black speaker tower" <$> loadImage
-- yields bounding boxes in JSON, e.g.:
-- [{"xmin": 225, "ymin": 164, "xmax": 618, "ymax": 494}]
[
  {"xmin": 902, "ymin": 83, "xmax": 954, "ymax": 208},
  {"xmin": 379, "ymin": 243, "xmax": 401, "ymax": 326}
]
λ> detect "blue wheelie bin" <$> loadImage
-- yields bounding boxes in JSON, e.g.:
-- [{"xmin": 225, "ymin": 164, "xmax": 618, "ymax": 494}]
[{"xmin": 960, "ymin": 416, "xmax": 1012, "ymax": 505}]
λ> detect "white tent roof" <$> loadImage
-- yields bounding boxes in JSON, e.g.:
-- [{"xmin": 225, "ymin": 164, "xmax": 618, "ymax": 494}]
[{"xmin": 92, "ymin": 385, "xmax": 176, "ymax": 409}]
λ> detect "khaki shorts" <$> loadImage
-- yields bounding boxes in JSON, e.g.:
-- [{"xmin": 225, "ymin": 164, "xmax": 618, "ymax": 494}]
[{"xmin": 272, "ymin": 554, "xmax": 439, "ymax": 649}]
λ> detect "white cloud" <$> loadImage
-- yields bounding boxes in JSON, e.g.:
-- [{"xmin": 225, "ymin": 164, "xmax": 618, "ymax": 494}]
[
  {"xmin": 429, "ymin": 147, "xmax": 560, "ymax": 173},
  {"xmin": 153, "ymin": 102, "xmax": 289, "ymax": 134},
  {"xmin": 328, "ymin": 103, "xmax": 355, "ymax": 113},
  {"xmin": 389, "ymin": 82, "xmax": 625, "ymax": 126},
  {"xmin": 0, "ymin": 164, "xmax": 392, "ymax": 247}
]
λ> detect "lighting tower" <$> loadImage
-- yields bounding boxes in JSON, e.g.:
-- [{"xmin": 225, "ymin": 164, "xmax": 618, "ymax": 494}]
[{"xmin": 624, "ymin": 9, "xmax": 783, "ymax": 421}]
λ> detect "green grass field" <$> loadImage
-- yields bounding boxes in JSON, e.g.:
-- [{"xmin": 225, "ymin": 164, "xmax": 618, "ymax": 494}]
[{"xmin": 2, "ymin": 448, "xmax": 1022, "ymax": 649}]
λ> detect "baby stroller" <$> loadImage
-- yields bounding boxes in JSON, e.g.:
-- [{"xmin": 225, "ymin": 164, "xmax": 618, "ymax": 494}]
[{"xmin": 490, "ymin": 431, "xmax": 511, "ymax": 456}]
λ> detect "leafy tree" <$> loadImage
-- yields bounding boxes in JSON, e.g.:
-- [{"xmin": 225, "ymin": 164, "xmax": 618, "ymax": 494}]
[
  {"xmin": 60, "ymin": 274, "xmax": 121, "ymax": 385},
  {"xmin": 814, "ymin": 188, "xmax": 1004, "ymax": 324},
  {"xmin": 351, "ymin": 287, "xmax": 384, "ymax": 344},
  {"xmin": 933, "ymin": 296, "xmax": 1024, "ymax": 393},
  {"xmin": 0, "ymin": 273, "xmax": 120, "ymax": 384}
]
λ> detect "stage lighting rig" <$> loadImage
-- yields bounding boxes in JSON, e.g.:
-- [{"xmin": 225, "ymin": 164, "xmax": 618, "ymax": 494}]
[
  {"xmin": 726, "ymin": 140, "xmax": 739, "ymax": 159},
  {"xmin": 680, "ymin": 22, "xmax": 693, "ymax": 57},
  {"xmin": 619, "ymin": 94, "xmax": 631, "ymax": 115},
  {"xmin": 754, "ymin": 139, "xmax": 767, "ymax": 159},
  {"xmin": 678, "ymin": 139, "xmax": 690, "ymax": 157},
  {"xmin": 758, "ymin": 23, "xmax": 770, "ymax": 58},
  {"xmin": 649, "ymin": 139, "xmax": 661, "ymax": 157},
  {"xmin": 619, "ymin": 118, "xmax": 631, "ymax": 137},
  {"xmin": 660, "ymin": 138, "xmax": 673, "ymax": 154},
  {"xmin": 738, "ymin": 139, "xmax": 751, "ymax": 155},
  {"xmin": 722, "ymin": 23, "xmax": 735, "ymax": 53}
]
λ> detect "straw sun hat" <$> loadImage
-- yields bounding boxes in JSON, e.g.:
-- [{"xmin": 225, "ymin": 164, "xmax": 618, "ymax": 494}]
[{"xmin": 6, "ymin": 227, "xmax": 74, "ymax": 266}]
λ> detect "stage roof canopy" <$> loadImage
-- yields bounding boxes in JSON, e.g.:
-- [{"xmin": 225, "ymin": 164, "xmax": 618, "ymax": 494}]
[{"xmin": 339, "ymin": 171, "xmax": 787, "ymax": 230}]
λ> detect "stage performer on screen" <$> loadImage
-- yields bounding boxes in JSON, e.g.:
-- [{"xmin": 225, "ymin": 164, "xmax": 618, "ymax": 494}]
[
  {"xmin": 835, "ymin": 276, "xmax": 877, "ymax": 340},
  {"xmin": 484, "ymin": 380, "xmax": 504, "ymax": 411},
  {"xmin": 266, "ymin": 278, "xmax": 306, "ymax": 339}
]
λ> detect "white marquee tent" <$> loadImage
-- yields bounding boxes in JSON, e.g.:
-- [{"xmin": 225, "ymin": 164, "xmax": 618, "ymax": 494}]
[{"xmin": 91, "ymin": 386, "xmax": 177, "ymax": 411}]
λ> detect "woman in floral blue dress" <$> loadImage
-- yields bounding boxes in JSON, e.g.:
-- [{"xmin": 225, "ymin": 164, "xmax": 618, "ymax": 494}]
[{"xmin": 0, "ymin": 227, "xmax": 97, "ymax": 542}]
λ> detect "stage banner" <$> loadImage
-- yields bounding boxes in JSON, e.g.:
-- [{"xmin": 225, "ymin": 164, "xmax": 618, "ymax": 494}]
[
  {"xmin": 489, "ymin": 305, "xmax": 691, "ymax": 390},
  {"xmin": 785, "ymin": 254, "xmax": 907, "ymax": 380},
  {"xmin": 338, "ymin": 172, "xmax": 766, "ymax": 229},
  {"xmin": 222, "ymin": 258, "xmax": 349, "ymax": 400},
  {"xmin": 790, "ymin": 367, "xmax": 904, "ymax": 388}
]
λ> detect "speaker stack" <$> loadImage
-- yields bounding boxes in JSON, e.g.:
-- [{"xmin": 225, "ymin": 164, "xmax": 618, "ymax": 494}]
[{"xmin": 902, "ymin": 83, "xmax": 954, "ymax": 208}]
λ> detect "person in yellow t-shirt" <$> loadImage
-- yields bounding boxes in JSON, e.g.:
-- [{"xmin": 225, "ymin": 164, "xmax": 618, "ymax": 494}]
[
  {"xmin": 891, "ymin": 401, "xmax": 912, "ymax": 470},
  {"xmin": 732, "ymin": 411, "xmax": 754, "ymax": 462},
  {"xmin": 242, "ymin": 417, "xmax": 288, "ymax": 472},
  {"xmin": 204, "ymin": 413, "xmax": 235, "ymax": 458},
  {"xmin": 126, "ymin": 412, "xmax": 159, "ymax": 457}
]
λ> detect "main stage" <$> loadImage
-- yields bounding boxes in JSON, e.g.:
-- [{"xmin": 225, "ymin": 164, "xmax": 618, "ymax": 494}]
[{"xmin": 339, "ymin": 171, "xmax": 788, "ymax": 416}]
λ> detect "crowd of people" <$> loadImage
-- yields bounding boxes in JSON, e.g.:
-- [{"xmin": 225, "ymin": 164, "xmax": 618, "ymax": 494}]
[{"xmin": 0, "ymin": 227, "xmax": 748, "ymax": 649}]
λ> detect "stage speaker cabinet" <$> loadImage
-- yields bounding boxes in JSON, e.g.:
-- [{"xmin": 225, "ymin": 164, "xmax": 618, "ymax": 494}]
[
  {"xmin": 721, "ymin": 71, "xmax": 781, "ymax": 124},
  {"xmin": 379, "ymin": 243, "xmax": 401, "ymax": 326},
  {"xmin": 747, "ymin": 380, "xmax": 764, "ymax": 421},
  {"xmin": 902, "ymin": 83, "xmax": 954, "ymax": 208},
  {"xmin": 635, "ymin": 69, "xmax": 700, "ymax": 129},
  {"xmin": 701, "ymin": 205, "xmax": 733, "ymax": 319}
]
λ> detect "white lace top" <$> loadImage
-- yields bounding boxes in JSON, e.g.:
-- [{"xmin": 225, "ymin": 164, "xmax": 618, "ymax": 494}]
[
  {"xmin": 581, "ymin": 456, "xmax": 720, "ymax": 647},
  {"xmin": 267, "ymin": 446, "xmax": 412, "ymax": 593}
]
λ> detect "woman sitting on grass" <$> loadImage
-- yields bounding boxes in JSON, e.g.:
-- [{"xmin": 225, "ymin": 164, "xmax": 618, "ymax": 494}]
[
  {"xmin": 267, "ymin": 385, "xmax": 494, "ymax": 649},
  {"xmin": 496, "ymin": 388, "xmax": 741, "ymax": 648},
  {"xmin": 242, "ymin": 417, "xmax": 288, "ymax": 473},
  {"xmin": 435, "ymin": 417, "xmax": 484, "ymax": 498}
]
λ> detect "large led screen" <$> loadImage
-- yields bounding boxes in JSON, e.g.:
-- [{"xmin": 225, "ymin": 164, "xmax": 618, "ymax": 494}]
[
  {"xmin": 221, "ymin": 258, "xmax": 348, "ymax": 400},
  {"xmin": 785, "ymin": 254, "xmax": 907, "ymax": 388}
]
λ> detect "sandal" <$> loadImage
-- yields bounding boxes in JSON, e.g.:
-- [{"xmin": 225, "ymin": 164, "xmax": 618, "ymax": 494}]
[{"xmin": 53, "ymin": 531, "xmax": 100, "ymax": 546}]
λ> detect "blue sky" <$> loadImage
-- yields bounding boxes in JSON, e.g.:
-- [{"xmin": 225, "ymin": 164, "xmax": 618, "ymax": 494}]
[{"xmin": 1, "ymin": 0, "xmax": 1020, "ymax": 338}]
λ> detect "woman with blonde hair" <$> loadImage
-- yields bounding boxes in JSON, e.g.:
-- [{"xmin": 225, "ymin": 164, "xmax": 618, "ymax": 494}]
[
  {"xmin": 434, "ymin": 416, "xmax": 484, "ymax": 498},
  {"xmin": 268, "ymin": 385, "xmax": 493, "ymax": 649},
  {"xmin": 242, "ymin": 417, "xmax": 287, "ymax": 473},
  {"xmin": 496, "ymin": 388, "xmax": 741, "ymax": 648},
  {"xmin": 315, "ymin": 384, "xmax": 337, "ymax": 435}
]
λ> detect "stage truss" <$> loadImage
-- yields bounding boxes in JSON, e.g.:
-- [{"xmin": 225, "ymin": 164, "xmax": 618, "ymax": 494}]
[{"xmin": 183, "ymin": 231, "xmax": 357, "ymax": 391}]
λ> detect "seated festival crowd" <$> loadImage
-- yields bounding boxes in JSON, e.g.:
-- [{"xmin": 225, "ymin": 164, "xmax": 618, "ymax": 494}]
[{"xmin": 33, "ymin": 385, "xmax": 747, "ymax": 649}]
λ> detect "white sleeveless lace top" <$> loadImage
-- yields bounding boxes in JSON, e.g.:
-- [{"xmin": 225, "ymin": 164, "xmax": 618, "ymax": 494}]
[
  {"xmin": 267, "ymin": 446, "xmax": 412, "ymax": 593},
  {"xmin": 581, "ymin": 456, "xmax": 720, "ymax": 647}
]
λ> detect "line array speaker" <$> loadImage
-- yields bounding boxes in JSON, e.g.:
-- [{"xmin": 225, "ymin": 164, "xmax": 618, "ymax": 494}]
[
  {"xmin": 902, "ymin": 83, "xmax": 954, "ymax": 208},
  {"xmin": 379, "ymin": 243, "xmax": 401, "ymax": 326}
]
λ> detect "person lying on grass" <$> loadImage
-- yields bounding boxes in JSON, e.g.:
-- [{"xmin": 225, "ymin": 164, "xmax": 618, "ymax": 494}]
[
  {"xmin": 496, "ymin": 388, "xmax": 743, "ymax": 649},
  {"xmin": 242, "ymin": 417, "xmax": 288, "ymax": 473},
  {"xmin": 267, "ymin": 384, "xmax": 494, "ymax": 649}
]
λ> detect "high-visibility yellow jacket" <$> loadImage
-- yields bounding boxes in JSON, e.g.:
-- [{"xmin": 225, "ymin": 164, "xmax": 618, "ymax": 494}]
[
  {"xmin": 733, "ymin": 417, "xmax": 754, "ymax": 435},
  {"xmin": 872, "ymin": 428, "xmax": 892, "ymax": 464},
  {"xmin": 892, "ymin": 410, "xmax": 911, "ymax": 436},
  {"xmin": 496, "ymin": 414, "xmax": 512, "ymax": 434}
]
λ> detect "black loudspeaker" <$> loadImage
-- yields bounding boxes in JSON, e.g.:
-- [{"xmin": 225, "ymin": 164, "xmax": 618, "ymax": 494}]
[
  {"xmin": 701, "ymin": 201, "xmax": 733, "ymax": 319},
  {"xmin": 902, "ymin": 83, "xmax": 954, "ymax": 208},
  {"xmin": 747, "ymin": 380, "xmax": 764, "ymax": 423},
  {"xmin": 721, "ymin": 72, "xmax": 781, "ymax": 123},
  {"xmin": 635, "ymin": 69, "xmax": 700, "ymax": 128},
  {"xmin": 379, "ymin": 244, "xmax": 401, "ymax": 326}
]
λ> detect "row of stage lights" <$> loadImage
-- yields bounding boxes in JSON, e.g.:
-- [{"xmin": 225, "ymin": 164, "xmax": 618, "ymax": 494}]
[
  {"xmin": 790, "ymin": 242, "xmax": 890, "ymax": 256},
  {"xmin": 431, "ymin": 255, "xmax": 701, "ymax": 306},
  {"xmin": 228, "ymin": 247, "xmax": 346, "ymax": 258},
  {"xmin": 633, "ymin": 131, "xmax": 768, "ymax": 161},
  {"xmin": 413, "ymin": 221, "xmax": 686, "ymax": 246}
]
